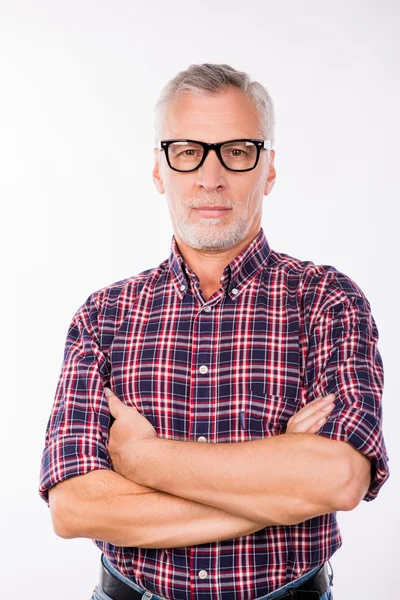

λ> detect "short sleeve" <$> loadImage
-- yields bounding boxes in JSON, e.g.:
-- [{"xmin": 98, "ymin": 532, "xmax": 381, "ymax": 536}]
[
  {"xmin": 38, "ymin": 297, "xmax": 112, "ymax": 506},
  {"xmin": 303, "ymin": 292, "xmax": 389, "ymax": 502}
]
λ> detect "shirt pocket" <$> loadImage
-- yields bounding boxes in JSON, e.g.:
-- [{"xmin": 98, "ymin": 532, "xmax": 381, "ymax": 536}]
[{"xmin": 244, "ymin": 386, "xmax": 300, "ymax": 440}]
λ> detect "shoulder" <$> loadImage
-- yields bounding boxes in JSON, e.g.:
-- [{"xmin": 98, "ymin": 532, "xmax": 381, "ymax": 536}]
[
  {"xmin": 266, "ymin": 247, "xmax": 371, "ymax": 321},
  {"xmin": 73, "ymin": 259, "xmax": 169, "ymax": 328}
]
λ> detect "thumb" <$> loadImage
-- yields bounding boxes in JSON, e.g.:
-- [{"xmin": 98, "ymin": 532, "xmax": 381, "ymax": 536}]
[{"xmin": 104, "ymin": 387, "xmax": 124, "ymax": 418}]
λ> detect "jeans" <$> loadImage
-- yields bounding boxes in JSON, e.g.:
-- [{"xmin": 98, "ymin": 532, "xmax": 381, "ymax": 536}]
[{"xmin": 91, "ymin": 554, "xmax": 334, "ymax": 600}]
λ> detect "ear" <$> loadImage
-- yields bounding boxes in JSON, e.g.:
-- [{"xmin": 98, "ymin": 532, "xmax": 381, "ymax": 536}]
[
  {"xmin": 264, "ymin": 149, "xmax": 276, "ymax": 196},
  {"xmin": 153, "ymin": 147, "xmax": 165, "ymax": 195}
]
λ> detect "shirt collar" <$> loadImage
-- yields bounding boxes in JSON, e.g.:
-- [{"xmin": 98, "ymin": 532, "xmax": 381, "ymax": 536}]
[{"xmin": 168, "ymin": 228, "xmax": 271, "ymax": 301}]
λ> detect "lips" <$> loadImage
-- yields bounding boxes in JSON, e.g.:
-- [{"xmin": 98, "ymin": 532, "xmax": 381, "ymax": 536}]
[{"xmin": 193, "ymin": 206, "xmax": 231, "ymax": 218}]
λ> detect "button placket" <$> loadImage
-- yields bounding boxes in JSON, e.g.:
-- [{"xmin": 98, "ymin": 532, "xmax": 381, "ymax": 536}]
[{"xmin": 191, "ymin": 294, "xmax": 216, "ymax": 445}]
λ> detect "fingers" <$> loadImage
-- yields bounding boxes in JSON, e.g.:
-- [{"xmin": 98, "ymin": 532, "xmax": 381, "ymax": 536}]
[
  {"xmin": 104, "ymin": 387, "xmax": 123, "ymax": 417},
  {"xmin": 291, "ymin": 404, "xmax": 333, "ymax": 433},
  {"xmin": 290, "ymin": 394, "xmax": 335, "ymax": 424},
  {"xmin": 306, "ymin": 418, "xmax": 330, "ymax": 434},
  {"xmin": 286, "ymin": 394, "xmax": 336, "ymax": 434}
]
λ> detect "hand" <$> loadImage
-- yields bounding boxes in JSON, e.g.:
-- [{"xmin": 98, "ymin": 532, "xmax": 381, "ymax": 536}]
[
  {"xmin": 286, "ymin": 393, "xmax": 336, "ymax": 434},
  {"xmin": 105, "ymin": 387, "xmax": 157, "ymax": 479}
]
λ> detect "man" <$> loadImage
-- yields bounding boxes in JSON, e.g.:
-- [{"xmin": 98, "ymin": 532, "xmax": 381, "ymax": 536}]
[{"xmin": 39, "ymin": 63, "xmax": 389, "ymax": 600}]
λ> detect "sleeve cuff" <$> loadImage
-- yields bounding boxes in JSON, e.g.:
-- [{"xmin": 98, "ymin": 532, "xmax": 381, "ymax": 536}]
[{"xmin": 39, "ymin": 435, "xmax": 112, "ymax": 506}]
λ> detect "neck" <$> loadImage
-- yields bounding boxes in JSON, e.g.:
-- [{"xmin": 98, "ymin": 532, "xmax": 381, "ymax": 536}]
[{"xmin": 174, "ymin": 227, "xmax": 261, "ymax": 300}]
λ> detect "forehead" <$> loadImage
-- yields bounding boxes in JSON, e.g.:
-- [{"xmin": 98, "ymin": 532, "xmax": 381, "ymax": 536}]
[{"xmin": 162, "ymin": 86, "xmax": 262, "ymax": 142}]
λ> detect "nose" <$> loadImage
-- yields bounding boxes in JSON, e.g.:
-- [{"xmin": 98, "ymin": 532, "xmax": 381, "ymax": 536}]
[{"xmin": 196, "ymin": 148, "xmax": 227, "ymax": 191}]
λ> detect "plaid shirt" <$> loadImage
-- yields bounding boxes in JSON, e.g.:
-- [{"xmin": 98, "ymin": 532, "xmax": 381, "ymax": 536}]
[{"xmin": 39, "ymin": 228, "xmax": 389, "ymax": 600}]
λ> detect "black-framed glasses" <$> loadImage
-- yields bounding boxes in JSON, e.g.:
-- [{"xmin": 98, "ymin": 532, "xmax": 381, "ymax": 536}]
[{"xmin": 157, "ymin": 138, "xmax": 272, "ymax": 173}]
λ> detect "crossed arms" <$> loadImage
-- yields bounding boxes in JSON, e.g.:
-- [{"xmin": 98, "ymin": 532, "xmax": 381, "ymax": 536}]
[
  {"xmin": 48, "ymin": 392, "xmax": 371, "ymax": 549},
  {"xmin": 45, "ymin": 291, "xmax": 387, "ymax": 549}
]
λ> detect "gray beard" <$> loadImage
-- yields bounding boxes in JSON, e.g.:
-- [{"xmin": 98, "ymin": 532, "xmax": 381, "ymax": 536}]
[
  {"xmin": 173, "ymin": 197, "xmax": 252, "ymax": 251},
  {"xmin": 176, "ymin": 217, "xmax": 250, "ymax": 251}
]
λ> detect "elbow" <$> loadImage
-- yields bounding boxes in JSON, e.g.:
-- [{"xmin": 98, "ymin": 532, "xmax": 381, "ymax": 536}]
[
  {"xmin": 48, "ymin": 485, "xmax": 79, "ymax": 539},
  {"xmin": 338, "ymin": 486, "xmax": 367, "ymax": 512},
  {"xmin": 336, "ymin": 450, "xmax": 372, "ymax": 512},
  {"xmin": 50, "ymin": 508, "xmax": 75, "ymax": 539},
  {"xmin": 53, "ymin": 518, "xmax": 75, "ymax": 539}
]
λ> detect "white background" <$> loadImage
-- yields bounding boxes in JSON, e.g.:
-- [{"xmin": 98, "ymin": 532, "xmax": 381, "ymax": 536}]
[{"xmin": 1, "ymin": 0, "xmax": 399, "ymax": 598}]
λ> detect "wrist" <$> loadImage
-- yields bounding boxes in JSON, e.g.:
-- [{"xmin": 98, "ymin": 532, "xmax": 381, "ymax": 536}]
[{"xmin": 125, "ymin": 436, "xmax": 165, "ymax": 486}]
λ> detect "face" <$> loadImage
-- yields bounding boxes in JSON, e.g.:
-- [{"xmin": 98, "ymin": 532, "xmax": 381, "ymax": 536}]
[{"xmin": 153, "ymin": 86, "xmax": 276, "ymax": 252}]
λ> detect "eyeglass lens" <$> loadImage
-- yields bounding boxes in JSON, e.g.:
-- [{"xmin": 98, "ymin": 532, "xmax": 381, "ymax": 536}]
[{"xmin": 167, "ymin": 141, "xmax": 258, "ymax": 171}]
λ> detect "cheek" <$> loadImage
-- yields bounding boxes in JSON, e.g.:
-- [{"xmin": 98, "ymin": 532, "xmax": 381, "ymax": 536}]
[
  {"xmin": 251, "ymin": 196, "xmax": 264, "ymax": 216},
  {"xmin": 236, "ymin": 184, "xmax": 261, "ymax": 209},
  {"xmin": 165, "ymin": 193, "xmax": 188, "ymax": 224},
  {"xmin": 234, "ymin": 173, "xmax": 262, "ymax": 197},
  {"xmin": 247, "ymin": 178, "xmax": 265, "ymax": 206},
  {"xmin": 164, "ymin": 172, "xmax": 193, "ymax": 201}
]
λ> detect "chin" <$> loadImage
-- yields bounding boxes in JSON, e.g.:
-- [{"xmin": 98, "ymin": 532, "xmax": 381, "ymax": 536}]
[{"xmin": 177, "ymin": 221, "xmax": 247, "ymax": 252}]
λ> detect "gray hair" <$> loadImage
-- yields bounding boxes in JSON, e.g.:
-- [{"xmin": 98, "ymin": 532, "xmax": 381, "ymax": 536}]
[{"xmin": 154, "ymin": 63, "xmax": 275, "ymax": 147}]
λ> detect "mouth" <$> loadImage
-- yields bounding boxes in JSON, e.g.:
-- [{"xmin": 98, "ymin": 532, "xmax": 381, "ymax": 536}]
[{"xmin": 193, "ymin": 206, "xmax": 232, "ymax": 218}]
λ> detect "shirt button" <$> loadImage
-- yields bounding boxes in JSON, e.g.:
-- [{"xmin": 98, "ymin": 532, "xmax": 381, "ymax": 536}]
[
  {"xmin": 231, "ymin": 288, "xmax": 239, "ymax": 295},
  {"xmin": 199, "ymin": 365, "xmax": 208, "ymax": 374},
  {"xmin": 180, "ymin": 284, "xmax": 186, "ymax": 292},
  {"xmin": 203, "ymin": 305, "xmax": 212, "ymax": 312},
  {"xmin": 197, "ymin": 436, "xmax": 207, "ymax": 442},
  {"xmin": 198, "ymin": 570, "xmax": 208, "ymax": 579}
]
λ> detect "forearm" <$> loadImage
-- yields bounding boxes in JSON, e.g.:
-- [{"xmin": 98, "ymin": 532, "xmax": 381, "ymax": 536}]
[
  {"xmin": 127, "ymin": 433, "xmax": 356, "ymax": 525},
  {"xmin": 129, "ymin": 486, "xmax": 266, "ymax": 548},
  {"xmin": 49, "ymin": 469, "xmax": 266, "ymax": 548}
]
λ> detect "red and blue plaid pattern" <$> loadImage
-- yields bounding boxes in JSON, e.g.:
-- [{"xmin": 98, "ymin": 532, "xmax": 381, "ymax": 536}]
[{"xmin": 39, "ymin": 228, "xmax": 389, "ymax": 599}]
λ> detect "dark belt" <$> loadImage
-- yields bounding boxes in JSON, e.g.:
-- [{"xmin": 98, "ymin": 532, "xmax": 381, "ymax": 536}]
[{"xmin": 99, "ymin": 555, "xmax": 331, "ymax": 600}]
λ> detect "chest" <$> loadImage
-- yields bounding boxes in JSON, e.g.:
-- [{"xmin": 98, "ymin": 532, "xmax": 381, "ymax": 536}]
[{"xmin": 108, "ymin": 282, "xmax": 306, "ymax": 442}]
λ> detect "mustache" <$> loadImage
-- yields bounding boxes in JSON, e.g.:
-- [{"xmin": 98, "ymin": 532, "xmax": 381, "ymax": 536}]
[{"xmin": 185, "ymin": 197, "xmax": 234, "ymax": 209}]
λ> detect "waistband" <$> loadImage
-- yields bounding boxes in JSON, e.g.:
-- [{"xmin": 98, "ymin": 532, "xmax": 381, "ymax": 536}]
[{"xmin": 100, "ymin": 554, "xmax": 329, "ymax": 600}]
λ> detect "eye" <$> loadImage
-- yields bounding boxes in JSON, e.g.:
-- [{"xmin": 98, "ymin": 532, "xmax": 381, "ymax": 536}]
[
  {"xmin": 222, "ymin": 145, "xmax": 251, "ymax": 158},
  {"xmin": 230, "ymin": 149, "xmax": 246, "ymax": 156},
  {"xmin": 181, "ymin": 149, "xmax": 201, "ymax": 157},
  {"xmin": 169, "ymin": 143, "xmax": 203, "ymax": 158}
]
